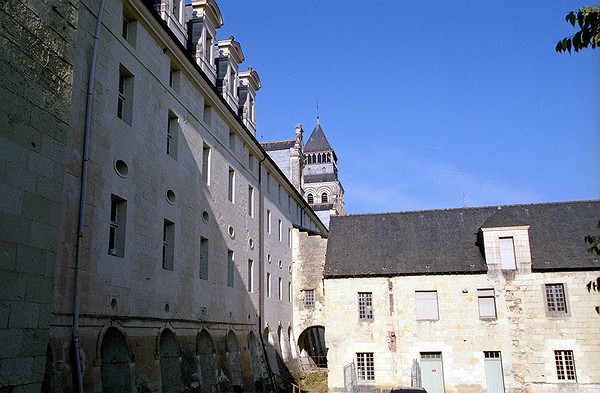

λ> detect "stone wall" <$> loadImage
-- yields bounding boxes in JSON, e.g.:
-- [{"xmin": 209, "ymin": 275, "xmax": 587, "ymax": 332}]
[
  {"xmin": 325, "ymin": 271, "xmax": 600, "ymax": 393},
  {"xmin": 0, "ymin": 0, "xmax": 77, "ymax": 390}
]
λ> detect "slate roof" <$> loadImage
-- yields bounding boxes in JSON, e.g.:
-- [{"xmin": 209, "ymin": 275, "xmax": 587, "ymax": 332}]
[
  {"xmin": 260, "ymin": 139, "xmax": 295, "ymax": 151},
  {"xmin": 324, "ymin": 200, "xmax": 600, "ymax": 278},
  {"xmin": 305, "ymin": 173, "xmax": 338, "ymax": 183},
  {"xmin": 304, "ymin": 123, "xmax": 333, "ymax": 153}
]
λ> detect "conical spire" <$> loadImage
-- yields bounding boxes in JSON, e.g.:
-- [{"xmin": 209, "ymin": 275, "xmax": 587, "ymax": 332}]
[{"xmin": 304, "ymin": 122, "xmax": 333, "ymax": 153}]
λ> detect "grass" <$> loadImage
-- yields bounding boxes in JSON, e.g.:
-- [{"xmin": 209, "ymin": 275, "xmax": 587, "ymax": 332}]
[{"xmin": 298, "ymin": 370, "xmax": 328, "ymax": 393}]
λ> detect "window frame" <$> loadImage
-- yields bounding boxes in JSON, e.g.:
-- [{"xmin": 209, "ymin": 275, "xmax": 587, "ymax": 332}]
[
  {"xmin": 477, "ymin": 288, "xmax": 497, "ymax": 320},
  {"xmin": 199, "ymin": 237, "xmax": 208, "ymax": 280},
  {"xmin": 303, "ymin": 289, "xmax": 315, "ymax": 307},
  {"xmin": 356, "ymin": 352, "xmax": 375, "ymax": 382},
  {"xmin": 499, "ymin": 236, "xmax": 517, "ymax": 270},
  {"xmin": 228, "ymin": 167, "xmax": 235, "ymax": 203},
  {"xmin": 358, "ymin": 292, "xmax": 373, "ymax": 320},
  {"xmin": 202, "ymin": 143, "xmax": 211, "ymax": 185},
  {"xmin": 227, "ymin": 250, "xmax": 234, "ymax": 287},
  {"xmin": 108, "ymin": 195, "xmax": 127, "ymax": 257},
  {"xmin": 162, "ymin": 220, "xmax": 175, "ymax": 271},
  {"xmin": 544, "ymin": 283, "xmax": 570, "ymax": 317},
  {"xmin": 415, "ymin": 290, "xmax": 439, "ymax": 321},
  {"xmin": 554, "ymin": 350, "xmax": 576, "ymax": 381},
  {"xmin": 117, "ymin": 65, "xmax": 133, "ymax": 125}
]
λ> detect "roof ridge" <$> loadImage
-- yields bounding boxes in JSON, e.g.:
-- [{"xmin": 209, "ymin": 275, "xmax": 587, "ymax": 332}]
[{"xmin": 339, "ymin": 199, "xmax": 600, "ymax": 217}]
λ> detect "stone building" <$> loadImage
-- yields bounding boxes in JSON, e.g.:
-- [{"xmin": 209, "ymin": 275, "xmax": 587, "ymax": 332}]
[
  {"xmin": 2, "ymin": 0, "xmax": 327, "ymax": 391},
  {"xmin": 262, "ymin": 120, "xmax": 345, "ymax": 228},
  {"xmin": 323, "ymin": 200, "xmax": 600, "ymax": 393},
  {"xmin": 3, "ymin": 1, "xmax": 598, "ymax": 393}
]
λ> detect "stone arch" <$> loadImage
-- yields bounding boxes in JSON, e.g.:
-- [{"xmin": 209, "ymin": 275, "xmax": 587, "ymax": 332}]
[
  {"xmin": 277, "ymin": 325, "xmax": 285, "ymax": 359},
  {"xmin": 247, "ymin": 331, "xmax": 261, "ymax": 381},
  {"xmin": 96, "ymin": 322, "xmax": 133, "ymax": 363},
  {"xmin": 100, "ymin": 327, "xmax": 132, "ymax": 392},
  {"xmin": 41, "ymin": 344, "xmax": 55, "ymax": 393},
  {"xmin": 263, "ymin": 326, "xmax": 279, "ymax": 376},
  {"xmin": 298, "ymin": 326, "xmax": 327, "ymax": 368},
  {"xmin": 288, "ymin": 326, "xmax": 298, "ymax": 360},
  {"xmin": 226, "ymin": 330, "xmax": 243, "ymax": 389},
  {"xmin": 159, "ymin": 329, "xmax": 182, "ymax": 393},
  {"xmin": 197, "ymin": 329, "xmax": 217, "ymax": 392}
]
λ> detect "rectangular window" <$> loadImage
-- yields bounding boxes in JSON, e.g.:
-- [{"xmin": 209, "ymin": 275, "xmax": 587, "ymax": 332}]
[
  {"xmin": 278, "ymin": 277, "xmax": 283, "ymax": 300},
  {"xmin": 267, "ymin": 210, "xmax": 271, "ymax": 233},
  {"xmin": 202, "ymin": 143, "xmax": 210, "ymax": 185},
  {"xmin": 266, "ymin": 273, "xmax": 271, "ymax": 297},
  {"xmin": 162, "ymin": 220, "xmax": 174, "ymax": 270},
  {"xmin": 248, "ymin": 186, "xmax": 254, "ymax": 217},
  {"xmin": 203, "ymin": 103, "xmax": 211, "ymax": 127},
  {"xmin": 199, "ymin": 237, "xmax": 208, "ymax": 280},
  {"xmin": 229, "ymin": 131, "xmax": 236, "ymax": 151},
  {"xmin": 545, "ymin": 283, "xmax": 568, "ymax": 316},
  {"xmin": 358, "ymin": 292, "xmax": 373, "ymax": 320},
  {"xmin": 248, "ymin": 153, "xmax": 255, "ymax": 172},
  {"xmin": 167, "ymin": 112, "xmax": 178, "ymax": 158},
  {"xmin": 108, "ymin": 195, "xmax": 127, "ymax": 257},
  {"xmin": 416, "ymin": 291, "xmax": 439, "ymax": 320},
  {"xmin": 278, "ymin": 219, "xmax": 282, "ymax": 242},
  {"xmin": 228, "ymin": 167, "xmax": 235, "ymax": 203},
  {"xmin": 288, "ymin": 228, "xmax": 292, "ymax": 249},
  {"xmin": 266, "ymin": 172, "xmax": 271, "ymax": 193},
  {"xmin": 117, "ymin": 65, "xmax": 133, "ymax": 124},
  {"xmin": 304, "ymin": 289, "xmax": 315, "ymax": 307},
  {"xmin": 555, "ymin": 350, "xmax": 576, "ymax": 381},
  {"xmin": 121, "ymin": 10, "xmax": 136, "ymax": 46},
  {"xmin": 499, "ymin": 237, "xmax": 516, "ymax": 270},
  {"xmin": 169, "ymin": 65, "xmax": 180, "ymax": 91},
  {"xmin": 356, "ymin": 352, "xmax": 375, "ymax": 382},
  {"xmin": 227, "ymin": 250, "xmax": 234, "ymax": 287},
  {"xmin": 288, "ymin": 282, "xmax": 292, "ymax": 302},
  {"xmin": 247, "ymin": 259, "xmax": 253, "ymax": 292},
  {"xmin": 478, "ymin": 289, "xmax": 497, "ymax": 319}
]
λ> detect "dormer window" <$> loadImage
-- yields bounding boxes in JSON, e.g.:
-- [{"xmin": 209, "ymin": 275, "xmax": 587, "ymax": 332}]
[
  {"xmin": 480, "ymin": 225, "xmax": 531, "ymax": 276},
  {"xmin": 499, "ymin": 237, "xmax": 516, "ymax": 270}
]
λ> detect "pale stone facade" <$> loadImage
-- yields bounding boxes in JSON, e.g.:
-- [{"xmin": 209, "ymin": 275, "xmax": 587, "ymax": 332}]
[
  {"xmin": 27, "ymin": 0, "xmax": 327, "ymax": 391},
  {"xmin": 325, "ymin": 271, "xmax": 600, "ymax": 393},
  {"xmin": 323, "ymin": 202, "xmax": 600, "ymax": 393}
]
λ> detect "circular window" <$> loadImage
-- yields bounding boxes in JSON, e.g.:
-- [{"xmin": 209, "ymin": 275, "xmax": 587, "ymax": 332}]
[
  {"xmin": 228, "ymin": 225, "xmax": 235, "ymax": 238},
  {"xmin": 202, "ymin": 211, "xmax": 209, "ymax": 222},
  {"xmin": 114, "ymin": 159, "xmax": 129, "ymax": 177},
  {"xmin": 166, "ymin": 189, "xmax": 176, "ymax": 204}
]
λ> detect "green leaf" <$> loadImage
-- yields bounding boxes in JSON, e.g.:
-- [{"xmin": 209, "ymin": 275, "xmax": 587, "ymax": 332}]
[{"xmin": 567, "ymin": 11, "xmax": 577, "ymax": 26}]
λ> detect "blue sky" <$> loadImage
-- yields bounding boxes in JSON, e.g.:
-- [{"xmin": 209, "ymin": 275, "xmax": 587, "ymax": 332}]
[{"xmin": 215, "ymin": 1, "xmax": 599, "ymax": 214}]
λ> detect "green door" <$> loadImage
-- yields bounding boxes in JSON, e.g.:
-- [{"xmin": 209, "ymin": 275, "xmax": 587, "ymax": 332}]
[
  {"xmin": 421, "ymin": 352, "xmax": 445, "ymax": 393},
  {"xmin": 484, "ymin": 351, "xmax": 505, "ymax": 393}
]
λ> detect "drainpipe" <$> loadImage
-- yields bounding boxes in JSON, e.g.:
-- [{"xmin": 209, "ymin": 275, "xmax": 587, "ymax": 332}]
[
  {"xmin": 73, "ymin": 0, "xmax": 105, "ymax": 391},
  {"xmin": 256, "ymin": 156, "xmax": 277, "ymax": 390}
]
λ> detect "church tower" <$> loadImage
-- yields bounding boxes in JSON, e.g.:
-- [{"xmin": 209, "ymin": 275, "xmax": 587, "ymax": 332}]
[{"xmin": 303, "ymin": 119, "xmax": 344, "ymax": 227}]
